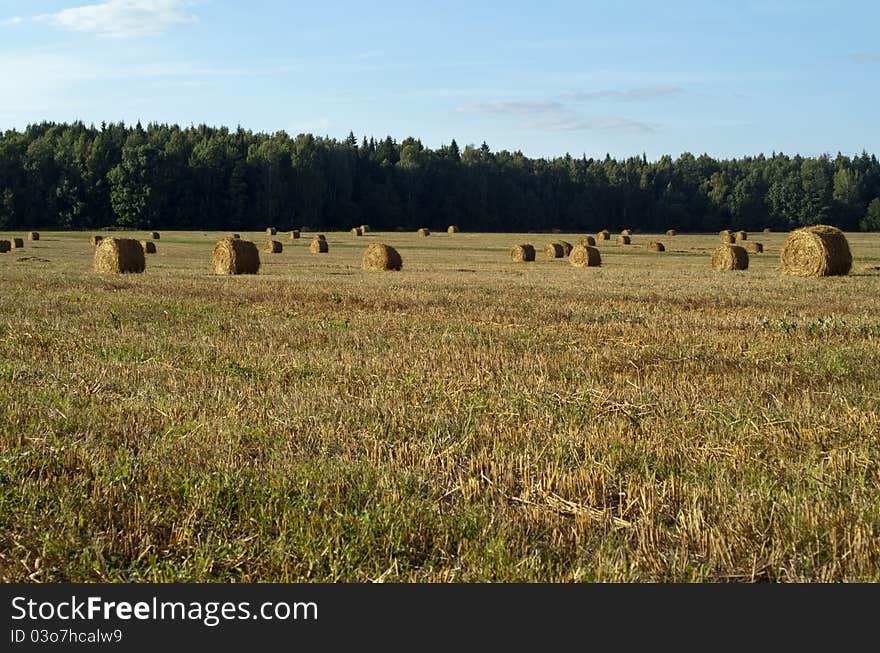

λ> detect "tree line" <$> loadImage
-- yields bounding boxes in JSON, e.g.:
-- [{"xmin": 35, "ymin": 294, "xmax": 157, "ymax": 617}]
[{"xmin": 1, "ymin": 121, "xmax": 879, "ymax": 233}]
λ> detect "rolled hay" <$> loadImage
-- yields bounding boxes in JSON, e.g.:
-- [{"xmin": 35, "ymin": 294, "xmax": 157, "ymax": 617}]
[
  {"xmin": 231, "ymin": 233, "xmax": 240, "ymax": 239},
  {"xmin": 579, "ymin": 235, "xmax": 596, "ymax": 247},
  {"xmin": 316, "ymin": 234, "xmax": 326, "ymax": 241},
  {"xmin": 780, "ymin": 224, "xmax": 852, "ymax": 277},
  {"xmin": 266, "ymin": 227, "xmax": 277, "ymax": 235},
  {"xmin": 363, "ymin": 243, "xmax": 402, "ymax": 271},
  {"xmin": 447, "ymin": 225, "xmax": 459, "ymax": 234},
  {"xmin": 290, "ymin": 229, "xmax": 300, "ymax": 239},
  {"xmin": 763, "ymin": 228, "xmax": 772, "ymax": 233},
  {"xmin": 310, "ymin": 238, "xmax": 329, "ymax": 254},
  {"xmin": 711, "ymin": 244, "xmax": 749, "ymax": 271},
  {"xmin": 141, "ymin": 240, "xmax": 157, "ymax": 254},
  {"xmin": 648, "ymin": 241, "xmax": 665, "ymax": 252},
  {"xmin": 554, "ymin": 240, "xmax": 573, "ymax": 256},
  {"xmin": 720, "ymin": 229, "xmax": 732, "ymax": 237},
  {"xmin": 149, "ymin": 231, "xmax": 160, "ymax": 240},
  {"xmin": 735, "ymin": 230, "xmax": 748, "ymax": 241},
  {"xmin": 13, "ymin": 238, "xmax": 25, "ymax": 249},
  {"xmin": 665, "ymin": 229, "xmax": 677, "ymax": 237},
  {"xmin": 616, "ymin": 235, "xmax": 631, "ymax": 245},
  {"xmin": 569, "ymin": 244, "xmax": 601, "ymax": 267},
  {"xmin": 265, "ymin": 239, "xmax": 283, "ymax": 253},
  {"xmin": 509, "ymin": 244, "xmax": 536, "ymax": 262},
  {"xmin": 0, "ymin": 240, "xmax": 10, "ymax": 253},
  {"xmin": 360, "ymin": 225, "xmax": 370, "ymax": 233},
  {"xmin": 94, "ymin": 238, "xmax": 146, "ymax": 274},
  {"xmin": 544, "ymin": 242, "xmax": 565, "ymax": 258},
  {"xmin": 211, "ymin": 238, "xmax": 260, "ymax": 275},
  {"xmin": 351, "ymin": 227, "xmax": 363, "ymax": 236},
  {"xmin": 597, "ymin": 230, "xmax": 610, "ymax": 241},
  {"xmin": 746, "ymin": 242, "xmax": 764, "ymax": 254},
  {"xmin": 721, "ymin": 232, "xmax": 736, "ymax": 244},
  {"xmin": 417, "ymin": 227, "xmax": 431, "ymax": 237},
  {"xmin": 621, "ymin": 229, "xmax": 632, "ymax": 236},
  {"xmin": 28, "ymin": 232, "xmax": 39, "ymax": 241},
  {"xmin": 91, "ymin": 235, "xmax": 103, "ymax": 246}
]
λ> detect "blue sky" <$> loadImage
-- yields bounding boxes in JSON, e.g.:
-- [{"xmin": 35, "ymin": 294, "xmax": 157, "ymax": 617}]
[{"xmin": 1, "ymin": 0, "xmax": 878, "ymax": 159}]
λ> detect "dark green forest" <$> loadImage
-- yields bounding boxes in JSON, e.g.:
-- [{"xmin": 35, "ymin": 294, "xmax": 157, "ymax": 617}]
[{"xmin": 2, "ymin": 121, "xmax": 879, "ymax": 233}]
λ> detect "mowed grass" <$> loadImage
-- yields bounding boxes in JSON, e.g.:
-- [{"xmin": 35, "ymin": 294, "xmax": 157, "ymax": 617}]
[{"xmin": 1, "ymin": 229, "xmax": 879, "ymax": 582}]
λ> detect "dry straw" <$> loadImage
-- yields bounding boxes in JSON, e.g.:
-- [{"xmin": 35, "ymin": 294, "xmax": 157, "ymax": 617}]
[
  {"xmin": 720, "ymin": 229, "xmax": 732, "ymax": 237},
  {"xmin": 569, "ymin": 244, "xmax": 601, "ymax": 267},
  {"xmin": 360, "ymin": 225, "xmax": 370, "ymax": 233},
  {"xmin": 417, "ymin": 227, "xmax": 431, "ymax": 237},
  {"xmin": 544, "ymin": 242, "xmax": 565, "ymax": 258},
  {"xmin": 648, "ymin": 241, "xmax": 665, "ymax": 252},
  {"xmin": 554, "ymin": 240, "xmax": 573, "ymax": 255},
  {"xmin": 579, "ymin": 235, "xmax": 596, "ymax": 247},
  {"xmin": 94, "ymin": 238, "xmax": 146, "ymax": 274},
  {"xmin": 316, "ymin": 234, "xmax": 326, "ymax": 241},
  {"xmin": 509, "ymin": 244, "xmax": 536, "ymax": 262},
  {"xmin": 666, "ymin": 229, "xmax": 677, "ymax": 236},
  {"xmin": 351, "ymin": 227, "xmax": 363, "ymax": 236},
  {"xmin": 28, "ymin": 232, "xmax": 39, "ymax": 241},
  {"xmin": 735, "ymin": 230, "xmax": 748, "ymax": 241},
  {"xmin": 711, "ymin": 244, "xmax": 749, "ymax": 271},
  {"xmin": 91, "ymin": 235, "xmax": 103, "ymax": 246},
  {"xmin": 721, "ymin": 232, "xmax": 735, "ymax": 244},
  {"xmin": 0, "ymin": 240, "xmax": 10, "ymax": 253},
  {"xmin": 779, "ymin": 224, "xmax": 852, "ymax": 277},
  {"xmin": 13, "ymin": 238, "xmax": 24, "ymax": 248},
  {"xmin": 149, "ymin": 231, "xmax": 160, "ymax": 240},
  {"xmin": 265, "ymin": 239, "xmax": 283, "ymax": 253},
  {"xmin": 746, "ymin": 242, "xmax": 764, "ymax": 254},
  {"xmin": 266, "ymin": 227, "xmax": 277, "ymax": 235},
  {"xmin": 621, "ymin": 229, "xmax": 632, "ymax": 236},
  {"xmin": 141, "ymin": 240, "xmax": 157, "ymax": 254},
  {"xmin": 616, "ymin": 235, "xmax": 631, "ymax": 245},
  {"xmin": 212, "ymin": 238, "xmax": 260, "ymax": 275},
  {"xmin": 363, "ymin": 243, "xmax": 402, "ymax": 271},
  {"xmin": 597, "ymin": 230, "xmax": 610, "ymax": 240},
  {"xmin": 763, "ymin": 228, "xmax": 772, "ymax": 233},
  {"xmin": 310, "ymin": 238, "xmax": 329, "ymax": 253},
  {"xmin": 231, "ymin": 233, "xmax": 240, "ymax": 239},
  {"xmin": 447, "ymin": 225, "xmax": 459, "ymax": 233},
  {"xmin": 290, "ymin": 230, "xmax": 300, "ymax": 239}
]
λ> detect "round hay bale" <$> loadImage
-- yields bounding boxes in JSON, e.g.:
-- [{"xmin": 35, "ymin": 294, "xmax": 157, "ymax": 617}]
[
  {"xmin": 447, "ymin": 225, "xmax": 459, "ymax": 233},
  {"xmin": 711, "ymin": 244, "xmax": 749, "ymax": 271},
  {"xmin": 544, "ymin": 242, "xmax": 565, "ymax": 258},
  {"xmin": 597, "ymin": 230, "xmax": 610, "ymax": 240},
  {"xmin": 763, "ymin": 228, "xmax": 771, "ymax": 233},
  {"xmin": 94, "ymin": 238, "xmax": 146, "ymax": 274},
  {"xmin": 621, "ymin": 229, "xmax": 632, "ymax": 236},
  {"xmin": 0, "ymin": 240, "xmax": 10, "ymax": 253},
  {"xmin": 265, "ymin": 239, "xmax": 283, "ymax": 253},
  {"xmin": 509, "ymin": 244, "xmax": 536, "ymax": 262},
  {"xmin": 316, "ymin": 234, "xmax": 326, "ymax": 241},
  {"xmin": 91, "ymin": 235, "xmax": 103, "ymax": 246},
  {"xmin": 360, "ymin": 225, "xmax": 370, "ymax": 233},
  {"xmin": 212, "ymin": 238, "xmax": 260, "ymax": 275},
  {"xmin": 266, "ymin": 227, "xmax": 277, "ymax": 235},
  {"xmin": 569, "ymin": 244, "xmax": 601, "ymax": 267},
  {"xmin": 417, "ymin": 227, "xmax": 430, "ymax": 237},
  {"xmin": 647, "ymin": 241, "xmax": 665, "ymax": 252},
  {"xmin": 351, "ymin": 227, "xmax": 363, "ymax": 236},
  {"xmin": 746, "ymin": 242, "xmax": 764, "ymax": 254},
  {"xmin": 310, "ymin": 238, "xmax": 329, "ymax": 254},
  {"xmin": 665, "ymin": 229, "xmax": 677, "ymax": 237},
  {"xmin": 554, "ymin": 240, "xmax": 573, "ymax": 256},
  {"xmin": 149, "ymin": 231, "xmax": 160, "ymax": 240},
  {"xmin": 28, "ymin": 232, "xmax": 39, "ymax": 241},
  {"xmin": 735, "ymin": 230, "xmax": 748, "ymax": 241},
  {"xmin": 721, "ymin": 232, "xmax": 735, "ymax": 244},
  {"xmin": 720, "ymin": 229, "xmax": 732, "ymax": 237},
  {"xmin": 231, "ymin": 233, "xmax": 240, "ymax": 239},
  {"xmin": 579, "ymin": 235, "xmax": 596, "ymax": 247},
  {"xmin": 616, "ymin": 235, "xmax": 631, "ymax": 245},
  {"xmin": 141, "ymin": 240, "xmax": 157, "ymax": 254},
  {"xmin": 780, "ymin": 225, "xmax": 852, "ymax": 277},
  {"xmin": 13, "ymin": 238, "xmax": 24, "ymax": 249},
  {"xmin": 290, "ymin": 229, "xmax": 300, "ymax": 239},
  {"xmin": 363, "ymin": 243, "xmax": 402, "ymax": 271}
]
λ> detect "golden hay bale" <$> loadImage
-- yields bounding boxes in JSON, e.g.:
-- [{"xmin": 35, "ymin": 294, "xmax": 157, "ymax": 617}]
[
  {"xmin": 569, "ymin": 244, "xmax": 601, "ymax": 267},
  {"xmin": 266, "ymin": 227, "xmax": 277, "ymax": 235},
  {"xmin": 360, "ymin": 224, "xmax": 370, "ymax": 233},
  {"xmin": 417, "ymin": 227, "xmax": 430, "ymax": 237},
  {"xmin": 665, "ymin": 229, "xmax": 677, "ymax": 236},
  {"xmin": 621, "ymin": 229, "xmax": 632, "ymax": 236},
  {"xmin": 231, "ymin": 233, "xmax": 240, "ymax": 239},
  {"xmin": 13, "ymin": 238, "xmax": 24, "ymax": 248},
  {"xmin": 720, "ymin": 229, "xmax": 732, "ymax": 237},
  {"xmin": 290, "ymin": 229, "xmax": 300, "ymax": 239},
  {"xmin": 94, "ymin": 238, "xmax": 146, "ymax": 274},
  {"xmin": 780, "ymin": 225, "xmax": 852, "ymax": 277},
  {"xmin": 763, "ymin": 228, "xmax": 771, "ymax": 233},
  {"xmin": 711, "ymin": 244, "xmax": 749, "ymax": 271},
  {"xmin": 616, "ymin": 235, "xmax": 631, "ymax": 245},
  {"xmin": 0, "ymin": 240, "xmax": 10, "ymax": 253},
  {"xmin": 91, "ymin": 235, "xmax": 103, "ymax": 246},
  {"xmin": 509, "ymin": 244, "xmax": 536, "ymax": 262},
  {"xmin": 141, "ymin": 240, "xmax": 157, "ymax": 254},
  {"xmin": 648, "ymin": 241, "xmax": 665, "ymax": 252},
  {"xmin": 746, "ymin": 242, "xmax": 763, "ymax": 254},
  {"xmin": 597, "ymin": 230, "xmax": 610, "ymax": 241},
  {"xmin": 721, "ymin": 232, "xmax": 735, "ymax": 244},
  {"xmin": 579, "ymin": 235, "xmax": 596, "ymax": 247},
  {"xmin": 351, "ymin": 227, "xmax": 363, "ymax": 236},
  {"xmin": 735, "ymin": 230, "xmax": 748, "ymax": 241},
  {"xmin": 316, "ymin": 234, "xmax": 326, "ymax": 241},
  {"xmin": 310, "ymin": 238, "xmax": 329, "ymax": 254},
  {"xmin": 212, "ymin": 238, "xmax": 260, "ymax": 275},
  {"xmin": 363, "ymin": 243, "xmax": 402, "ymax": 271},
  {"xmin": 265, "ymin": 239, "xmax": 283, "ymax": 253},
  {"xmin": 447, "ymin": 225, "xmax": 459, "ymax": 233},
  {"xmin": 544, "ymin": 242, "xmax": 565, "ymax": 258},
  {"xmin": 28, "ymin": 232, "xmax": 39, "ymax": 241},
  {"xmin": 554, "ymin": 240, "xmax": 573, "ymax": 256},
  {"xmin": 149, "ymin": 231, "xmax": 160, "ymax": 240}
]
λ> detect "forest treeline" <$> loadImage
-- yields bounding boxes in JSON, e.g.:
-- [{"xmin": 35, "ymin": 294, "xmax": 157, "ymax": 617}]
[{"xmin": 2, "ymin": 121, "xmax": 880, "ymax": 233}]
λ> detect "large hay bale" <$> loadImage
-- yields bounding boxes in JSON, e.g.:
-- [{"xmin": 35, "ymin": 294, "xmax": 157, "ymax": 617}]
[
  {"xmin": 13, "ymin": 238, "xmax": 24, "ymax": 249},
  {"xmin": 141, "ymin": 240, "xmax": 157, "ymax": 254},
  {"xmin": 665, "ymin": 229, "xmax": 677, "ymax": 237},
  {"xmin": 290, "ymin": 229, "xmax": 300, "ymax": 239},
  {"xmin": 0, "ymin": 240, "xmax": 10, "ymax": 253},
  {"xmin": 721, "ymin": 232, "xmax": 735, "ymax": 244},
  {"xmin": 711, "ymin": 244, "xmax": 749, "ymax": 271},
  {"xmin": 544, "ymin": 242, "xmax": 565, "ymax": 258},
  {"xmin": 447, "ymin": 225, "xmax": 459, "ymax": 233},
  {"xmin": 310, "ymin": 238, "xmax": 329, "ymax": 254},
  {"xmin": 351, "ymin": 227, "xmax": 363, "ymax": 236},
  {"xmin": 212, "ymin": 238, "xmax": 260, "ymax": 275},
  {"xmin": 417, "ymin": 227, "xmax": 430, "ymax": 237},
  {"xmin": 569, "ymin": 244, "xmax": 601, "ymax": 267},
  {"xmin": 265, "ymin": 239, "xmax": 283, "ymax": 253},
  {"xmin": 554, "ymin": 240, "xmax": 573, "ymax": 256},
  {"xmin": 510, "ymin": 244, "xmax": 536, "ymax": 262},
  {"xmin": 780, "ymin": 225, "xmax": 852, "ymax": 277},
  {"xmin": 597, "ymin": 230, "xmax": 610, "ymax": 240},
  {"xmin": 579, "ymin": 235, "xmax": 596, "ymax": 247},
  {"xmin": 94, "ymin": 238, "xmax": 146, "ymax": 274},
  {"xmin": 91, "ymin": 235, "xmax": 103, "ymax": 246},
  {"xmin": 28, "ymin": 232, "xmax": 39, "ymax": 241},
  {"xmin": 149, "ymin": 231, "xmax": 160, "ymax": 240},
  {"xmin": 616, "ymin": 235, "xmax": 631, "ymax": 245},
  {"xmin": 746, "ymin": 242, "xmax": 764, "ymax": 254},
  {"xmin": 621, "ymin": 229, "xmax": 632, "ymax": 236},
  {"xmin": 363, "ymin": 243, "xmax": 402, "ymax": 271},
  {"xmin": 266, "ymin": 227, "xmax": 277, "ymax": 235},
  {"xmin": 735, "ymin": 230, "xmax": 748, "ymax": 241},
  {"xmin": 648, "ymin": 241, "xmax": 665, "ymax": 252}
]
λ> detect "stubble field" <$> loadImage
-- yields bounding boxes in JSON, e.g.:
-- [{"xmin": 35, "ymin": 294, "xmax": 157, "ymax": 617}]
[{"xmin": 1, "ymin": 228, "xmax": 879, "ymax": 582}]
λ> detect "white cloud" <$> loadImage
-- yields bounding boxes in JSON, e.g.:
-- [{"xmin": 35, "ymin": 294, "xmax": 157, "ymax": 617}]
[
  {"xmin": 565, "ymin": 86, "xmax": 684, "ymax": 102},
  {"xmin": 1, "ymin": 16, "xmax": 25, "ymax": 26},
  {"xmin": 42, "ymin": 0, "xmax": 199, "ymax": 39},
  {"xmin": 460, "ymin": 100, "xmax": 563, "ymax": 116}
]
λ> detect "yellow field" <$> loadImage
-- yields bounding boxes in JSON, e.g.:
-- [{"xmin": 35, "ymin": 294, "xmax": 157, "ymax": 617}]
[{"xmin": 1, "ymin": 229, "xmax": 879, "ymax": 581}]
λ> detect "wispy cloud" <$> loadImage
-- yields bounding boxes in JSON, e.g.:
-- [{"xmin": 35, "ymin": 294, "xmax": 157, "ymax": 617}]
[
  {"xmin": 0, "ymin": 16, "xmax": 25, "ymax": 26},
  {"xmin": 527, "ymin": 116, "xmax": 658, "ymax": 134},
  {"xmin": 564, "ymin": 85, "xmax": 684, "ymax": 102},
  {"xmin": 38, "ymin": 0, "xmax": 199, "ymax": 39},
  {"xmin": 460, "ymin": 100, "xmax": 563, "ymax": 116},
  {"xmin": 851, "ymin": 52, "xmax": 880, "ymax": 63}
]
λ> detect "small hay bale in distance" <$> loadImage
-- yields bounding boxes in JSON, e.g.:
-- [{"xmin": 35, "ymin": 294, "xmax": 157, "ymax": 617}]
[
  {"xmin": 735, "ymin": 230, "xmax": 748, "ymax": 241},
  {"xmin": 746, "ymin": 242, "xmax": 764, "ymax": 254},
  {"xmin": 554, "ymin": 240, "xmax": 573, "ymax": 256},
  {"xmin": 711, "ymin": 244, "xmax": 749, "ymax": 271},
  {"xmin": 579, "ymin": 235, "xmax": 596, "ymax": 247},
  {"xmin": 13, "ymin": 238, "xmax": 25, "ymax": 249},
  {"xmin": 212, "ymin": 237, "xmax": 260, "ymax": 275},
  {"xmin": 91, "ymin": 235, "xmax": 103, "ymax": 246},
  {"xmin": 763, "ymin": 228, "xmax": 772, "ymax": 233},
  {"xmin": 720, "ymin": 229, "xmax": 732, "ymax": 237},
  {"xmin": 597, "ymin": 230, "xmax": 611, "ymax": 240},
  {"xmin": 780, "ymin": 224, "xmax": 852, "ymax": 277},
  {"xmin": 0, "ymin": 240, "xmax": 10, "ymax": 253},
  {"xmin": 28, "ymin": 232, "xmax": 39, "ymax": 241},
  {"xmin": 310, "ymin": 238, "xmax": 329, "ymax": 254},
  {"xmin": 141, "ymin": 240, "xmax": 157, "ymax": 254},
  {"xmin": 621, "ymin": 229, "xmax": 632, "ymax": 236},
  {"xmin": 569, "ymin": 244, "xmax": 601, "ymax": 267},
  {"xmin": 648, "ymin": 241, "xmax": 665, "ymax": 252},
  {"xmin": 510, "ymin": 244, "xmax": 536, "ymax": 262},
  {"xmin": 94, "ymin": 237, "xmax": 146, "ymax": 274},
  {"xmin": 363, "ymin": 243, "xmax": 402, "ymax": 271},
  {"xmin": 290, "ymin": 229, "xmax": 300, "ymax": 239},
  {"xmin": 266, "ymin": 227, "xmax": 277, "ymax": 235},
  {"xmin": 351, "ymin": 227, "xmax": 363, "ymax": 236},
  {"xmin": 360, "ymin": 224, "xmax": 370, "ymax": 233},
  {"xmin": 447, "ymin": 225, "xmax": 459, "ymax": 233},
  {"xmin": 417, "ymin": 227, "xmax": 430, "ymax": 237},
  {"xmin": 316, "ymin": 234, "xmax": 326, "ymax": 241},
  {"xmin": 616, "ymin": 235, "xmax": 631, "ymax": 245},
  {"xmin": 230, "ymin": 233, "xmax": 240, "ymax": 239},
  {"xmin": 149, "ymin": 231, "xmax": 160, "ymax": 240},
  {"xmin": 721, "ymin": 232, "xmax": 735, "ymax": 244},
  {"xmin": 544, "ymin": 242, "xmax": 565, "ymax": 258},
  {"xmin": 265, "ymin": 239, "xmax": 283, "ymax": 253},
  {"xmin": 665, "ymin": 229, "xmax": 677, "ymax": 237}
]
